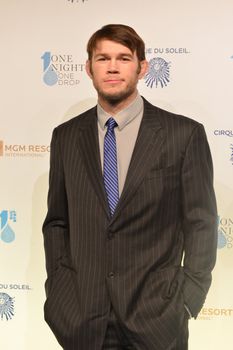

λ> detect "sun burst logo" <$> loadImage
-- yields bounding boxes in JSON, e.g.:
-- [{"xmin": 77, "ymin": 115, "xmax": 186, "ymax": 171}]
[
  {"xmin": 230, "ymin": 144, "xmax": 233, "ymax": 164},
  {"xmin": 0, "ymin": 293, "xmax": 15, "ymax": 320},
  {"xmin": 144, "ymin": 57, "xmax": 171, "ymax": 88}
]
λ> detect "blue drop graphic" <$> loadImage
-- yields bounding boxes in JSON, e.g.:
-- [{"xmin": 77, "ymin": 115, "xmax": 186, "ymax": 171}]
[
  {"xmin": 0, "ymin": 210, "xmax": 8, "ymax": 229},
  {"xmin": 1, "ymin": 224, "xmax": 15, "ymax": 243},
  {"xmin": 217, "ymin": 230, "xmax": 227, "ymax": 249},
  {"xmin": 43, "ymin": 66, "xmax": 58, "ymax": 86}
]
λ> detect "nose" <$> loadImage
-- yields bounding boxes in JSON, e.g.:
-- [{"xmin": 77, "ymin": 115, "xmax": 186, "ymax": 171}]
[{"xmin": 107, "ymin": 59, "xmax": 119, "ymax": 73}]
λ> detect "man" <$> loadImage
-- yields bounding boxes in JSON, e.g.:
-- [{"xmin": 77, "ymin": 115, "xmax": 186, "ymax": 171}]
[{"xmin": 43, "ymin": 24, "xmax": 217, "ymax": 350}]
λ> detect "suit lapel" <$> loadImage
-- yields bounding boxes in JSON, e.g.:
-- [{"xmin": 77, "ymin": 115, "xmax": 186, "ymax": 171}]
[
  {"xmin": 111, "ymin": 100, "xmax": 164, "ymax": 222},
  {"xmin": 77, "ymin": 100, "xmax": 164, "ymax": 222},
  {"xmin": 77, "ymin": 108, "xmax": 109, "ymax": 217}
]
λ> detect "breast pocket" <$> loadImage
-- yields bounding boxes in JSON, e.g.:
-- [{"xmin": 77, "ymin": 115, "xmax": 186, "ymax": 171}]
[
  {"xmin": 145, "ymin": 164, "xmax": 181, "ymax": 192},
  {"xmin": 147, "ymin": 164, "xmax": 179, "ymax": 178}
]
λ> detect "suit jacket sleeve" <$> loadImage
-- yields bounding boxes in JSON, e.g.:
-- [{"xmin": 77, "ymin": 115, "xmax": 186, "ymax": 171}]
[
  {"xmin": 43, "ymin": 128, "xmax": 69, "ymax": 285},
  {"xmin": 181, "ymin": 123, "xmax": 217, "ymax": 318}
]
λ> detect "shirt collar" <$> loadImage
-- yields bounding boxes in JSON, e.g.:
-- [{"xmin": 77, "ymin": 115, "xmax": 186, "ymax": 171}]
[{"xmin": 97, "ymin": 94, "xmax": 143, "ymax": 131}]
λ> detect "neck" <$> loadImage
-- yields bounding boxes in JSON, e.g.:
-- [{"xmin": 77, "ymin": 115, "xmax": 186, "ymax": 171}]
[{"xmin": 98, "ymin": 91, "xmax": 138, "ymax": 115}]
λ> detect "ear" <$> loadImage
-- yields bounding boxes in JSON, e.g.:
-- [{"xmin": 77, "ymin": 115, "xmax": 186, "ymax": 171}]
[
  {"xmin": 85, "ymin": 60, "xmax": 93, "ymax": 79},
  {"xmin": 138, "ymin": 60, "xmax": 149, "ymax": 79}
]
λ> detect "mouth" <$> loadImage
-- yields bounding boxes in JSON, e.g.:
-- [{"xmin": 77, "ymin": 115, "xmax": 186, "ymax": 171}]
[{"xmin": 104, "ymin": 78, "xmax": 124, "ymax": 84}]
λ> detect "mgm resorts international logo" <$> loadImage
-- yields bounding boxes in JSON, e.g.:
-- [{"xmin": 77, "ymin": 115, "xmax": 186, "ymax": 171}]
[
  {"xmin": 0, "ymin": 210, "xmax": 16, "ymax": 244},
  {"xmin": 0, "ymin": 293, "xmax": 14, "ymax": 321},
  {"xmin": 198, "ymin": 306, "xmax": 233, "ymax": 321},
  {"xmin": 218, "ymin": 216, "xmax": 233, "ymax": 249},
  {"xmin": 0, "ymin": 140, "xmax": 49, "ymax": 158},
  {"xmin": 41, "ymin": 51, "xmax": 85, "ymax": 86}
]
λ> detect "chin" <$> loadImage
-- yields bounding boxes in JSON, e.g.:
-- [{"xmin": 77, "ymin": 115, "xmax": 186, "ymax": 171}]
[{"xmin": 100, "ymin": 89, "xmax": 135, "ymax": 105}]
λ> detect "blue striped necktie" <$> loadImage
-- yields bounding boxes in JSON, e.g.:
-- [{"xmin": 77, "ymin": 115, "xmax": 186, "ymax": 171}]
[{"xmin": 103, "ymin": 117, "xmax": 119, "ymax": 216}]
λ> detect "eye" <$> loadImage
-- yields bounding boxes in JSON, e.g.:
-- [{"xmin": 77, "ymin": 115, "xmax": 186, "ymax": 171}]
[
  {"xmin": 121, "ymin": 57, "xmax": 131, "ymax": 61},
  {"xmin": 96, "ymin": 55, "xmax": 111, "ymax": 62}
]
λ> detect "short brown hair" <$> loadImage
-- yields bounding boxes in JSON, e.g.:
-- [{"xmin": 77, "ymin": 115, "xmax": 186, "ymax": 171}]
[{"xmin": 87, "ymin": 24, "xmax": 146, "ymax": 61}]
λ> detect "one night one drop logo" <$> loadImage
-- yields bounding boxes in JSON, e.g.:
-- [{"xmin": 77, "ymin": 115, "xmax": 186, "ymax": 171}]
[
  {"xmin": 41, "ymin": 51, "xmax": 82, "ymax": 86},
  {"xmin": 218, "ymin": 216, "xmax": 233, "ymax": 249}
]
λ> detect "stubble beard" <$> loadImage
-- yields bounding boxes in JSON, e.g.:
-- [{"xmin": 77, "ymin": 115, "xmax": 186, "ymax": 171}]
[{"xmin": 97, "ymin": 85, "xmax": 137, "ymax": 106}]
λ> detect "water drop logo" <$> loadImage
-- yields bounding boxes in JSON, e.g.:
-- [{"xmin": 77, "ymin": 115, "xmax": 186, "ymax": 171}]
[
  {"xmin": 144, "ymin": 57, "xmax": 171, "ymax": 88},
  {"xmin": 41, "ymin": 52, "xmax": 58, "ymax": 86},
  {"xmin": 0, "ymin": 293, "xmax": 14, "ymax": 320},
  {"xmin": 0, "ymin": 210, "xmax": 16, "ymax": 243}
]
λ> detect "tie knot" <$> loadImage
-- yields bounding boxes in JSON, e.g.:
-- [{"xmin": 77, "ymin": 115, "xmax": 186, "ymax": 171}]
[{"xmin": 106, "ymin": 117, "xmax": 118, "ymax": 131}]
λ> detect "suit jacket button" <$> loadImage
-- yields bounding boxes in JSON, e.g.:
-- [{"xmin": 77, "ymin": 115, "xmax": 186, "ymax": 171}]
[
  {"xmin": 108, "ymin": 233, "xmax": 114, "ymax": 240},
  {"xmin": 108, "ymin": 272, "xmax": 115, "ymax": 278}
]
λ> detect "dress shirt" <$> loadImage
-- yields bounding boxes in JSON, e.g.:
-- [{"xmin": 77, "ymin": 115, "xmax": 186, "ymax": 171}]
[{"xmin": 97, "ymin": 94, "xmax": 144, "ymax": 196}]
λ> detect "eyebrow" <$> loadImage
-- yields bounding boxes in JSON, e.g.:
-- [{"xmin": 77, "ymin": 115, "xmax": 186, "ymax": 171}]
[{"xmin": 94, "ymin": 52, "xmax": 134, "ymax": 58}]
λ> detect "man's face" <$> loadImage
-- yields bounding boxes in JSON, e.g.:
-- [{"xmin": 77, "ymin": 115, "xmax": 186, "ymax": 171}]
[{"xmin": 86, "ymin": 39, "xmax": 148, "ymax": 106}]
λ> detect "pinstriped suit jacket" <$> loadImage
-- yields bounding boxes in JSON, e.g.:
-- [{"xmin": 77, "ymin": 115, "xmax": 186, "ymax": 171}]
[{"xmin": 43, "ymin": 97, "xmax": 217, "ymax": 350}]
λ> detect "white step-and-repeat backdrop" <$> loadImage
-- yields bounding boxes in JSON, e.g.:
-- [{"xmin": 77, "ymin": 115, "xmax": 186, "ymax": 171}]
[{"xmin": 1, "ymin": 0, "xmax": 233, "ymax": 349}]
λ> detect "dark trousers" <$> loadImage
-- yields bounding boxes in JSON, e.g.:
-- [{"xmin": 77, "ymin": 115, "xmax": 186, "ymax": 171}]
[
  {"xmin": 102, "ymin": 306, "xmax": 135, "ymax": 350},
  {"xmin": 102, "ymin": 306, "xmax": 189, "ymax": 350}
]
